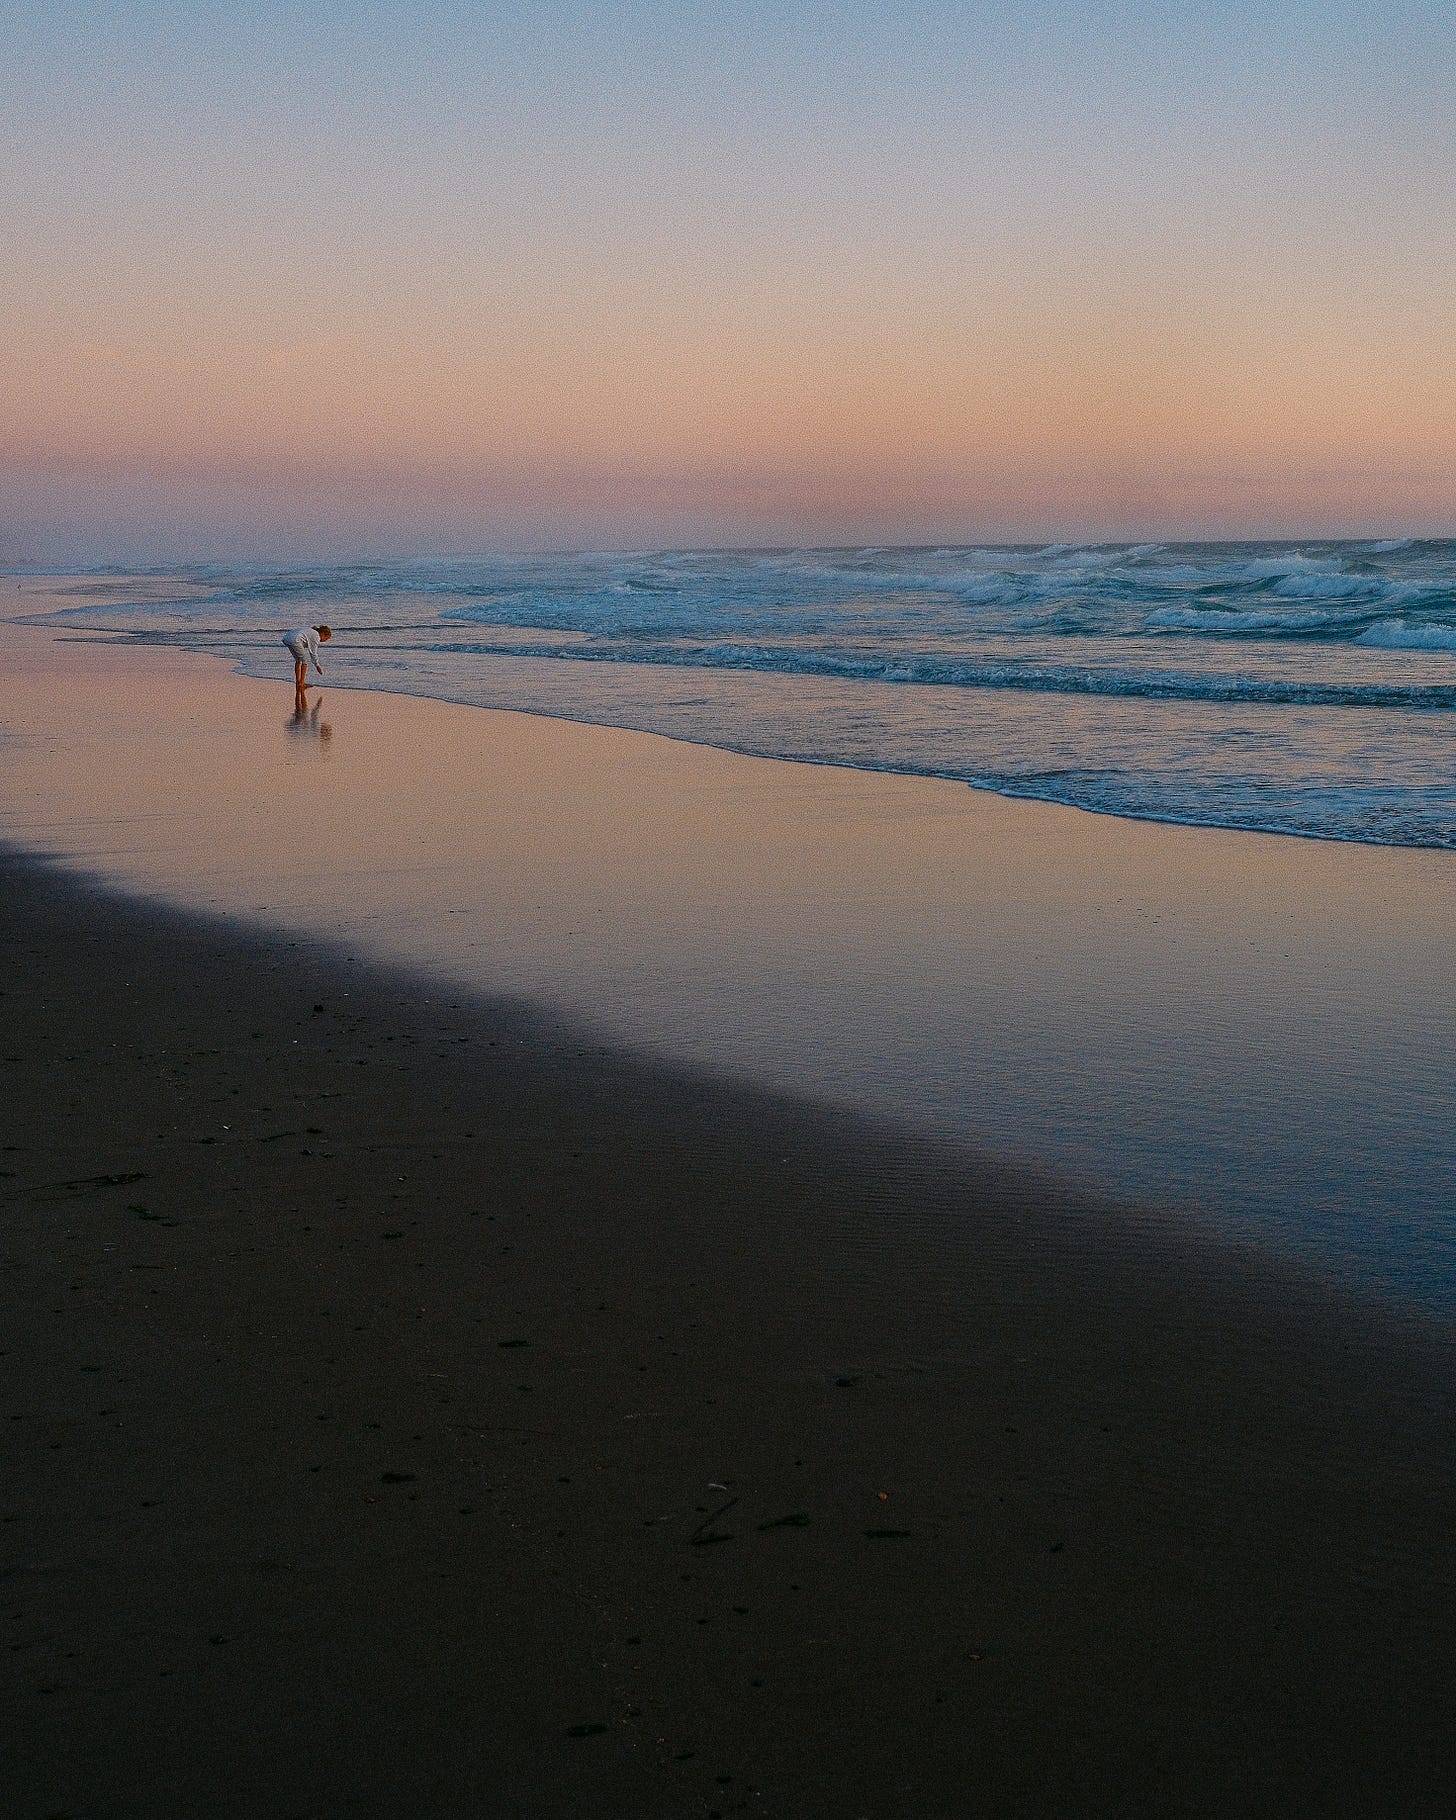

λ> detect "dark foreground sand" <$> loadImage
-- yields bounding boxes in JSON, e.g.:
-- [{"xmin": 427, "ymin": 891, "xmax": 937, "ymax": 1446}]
[{"xmin": 2, "ymin": 851, "xmax": 1453, "ymax": 1819}]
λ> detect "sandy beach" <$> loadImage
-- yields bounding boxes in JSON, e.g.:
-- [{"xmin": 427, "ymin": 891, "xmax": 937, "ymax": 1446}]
[
  {"xmin": 3, "ymin": 604, "xmax": 1456, "ymax": 1817},
  {"xmin": 12, "ymin": 1, "xmax": 1456, "ymax": 1807}
]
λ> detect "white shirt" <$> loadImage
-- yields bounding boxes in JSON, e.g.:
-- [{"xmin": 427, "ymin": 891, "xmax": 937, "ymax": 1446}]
[{"xmin": 283, "ymin": 626, "xmax": 322, "ymax": 671}]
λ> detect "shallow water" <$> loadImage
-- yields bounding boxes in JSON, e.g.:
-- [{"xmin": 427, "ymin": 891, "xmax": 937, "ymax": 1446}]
[
  {"xmin": 4, "ymin": 595, "xmax": 1456, "ymax": 1315},
  {"xmin": 23, "ymin": 540, "xmax": 1456, "ymax": 848}
]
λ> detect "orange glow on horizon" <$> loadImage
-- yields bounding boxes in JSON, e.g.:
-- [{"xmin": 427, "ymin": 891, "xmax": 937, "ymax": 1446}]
[
  {"xmin": 6, "ymin": 4, "xmax": 1455, "ymax": 553},
  {"xmin": 6, "ymin": 281, "xmax": 1453, "ymax": 543}
]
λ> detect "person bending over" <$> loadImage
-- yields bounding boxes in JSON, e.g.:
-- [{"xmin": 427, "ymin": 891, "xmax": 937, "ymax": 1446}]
[{"xmin": 284, "ymin": 624, "xmax": 332, "ymax": 692}]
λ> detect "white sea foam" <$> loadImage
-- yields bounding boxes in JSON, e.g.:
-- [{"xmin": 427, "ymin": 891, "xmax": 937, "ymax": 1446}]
[
  {"xmin": 1145, "ymin": 605, "xmax": 1336, "ymax": 634},
  {"xmin": 1138, "ymin": 555, "xmax": 1337, "ymax": 588},
  {"xmin": 1356, "ymin": 619, "xmax": 1456, "ymax": 652},
  {"xmin": 1038, "ymin": 542, "xmax": 1165, "ymax": 569},
  {"xmin": 1270, "ymin": 573, "xmax": 1370, "ymax": 601}
]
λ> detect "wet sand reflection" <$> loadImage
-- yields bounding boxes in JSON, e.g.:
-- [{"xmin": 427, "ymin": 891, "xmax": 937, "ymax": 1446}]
[{"xmin": 288, "ymin": 687, "xmax": 333, "ymax": 747}]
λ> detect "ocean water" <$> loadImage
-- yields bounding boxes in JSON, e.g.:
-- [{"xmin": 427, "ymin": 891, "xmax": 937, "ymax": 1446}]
[{"xmin": 28, "ymin": 539, "xmax": 1456, "ymax": 847}]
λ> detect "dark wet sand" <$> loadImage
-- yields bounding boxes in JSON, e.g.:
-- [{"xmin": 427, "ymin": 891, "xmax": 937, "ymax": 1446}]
[{"xmin": 2, "ymin": 850, "xmax": 1454, "ymax": 1819}]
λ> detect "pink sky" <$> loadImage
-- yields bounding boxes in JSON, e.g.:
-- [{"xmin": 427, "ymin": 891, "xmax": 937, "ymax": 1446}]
[{"xmin": 5, "ymin": 2, "xmax": 1454, "ymax": 558}]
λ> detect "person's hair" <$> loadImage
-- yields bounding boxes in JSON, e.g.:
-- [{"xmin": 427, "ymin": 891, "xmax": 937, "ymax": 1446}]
[{"xmin": 316, "ymin": 625, "xmax": 332, "ymax": 640}]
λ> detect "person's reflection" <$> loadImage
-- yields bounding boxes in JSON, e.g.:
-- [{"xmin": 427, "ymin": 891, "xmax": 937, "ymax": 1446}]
[{"xmin": 287, "ymin": 689, "xmax": 333, "ymax": 748}]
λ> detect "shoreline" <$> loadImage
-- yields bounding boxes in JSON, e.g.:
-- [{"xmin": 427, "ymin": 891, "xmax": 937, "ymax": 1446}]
[
  {"xmin": 3, "ymin": 849, "xmax": 1455, "ymax": 1816},
  {"xmin": 5, "ymin": 597, "xmax": 1456, "ymax": 1311},
  {"xmin": 14, "ymin": 553, "xmax": 1456, "ymax": 859},
  {"xmin": 15, "ymin": 568, "xmax": 1456, "ymax": 866}
]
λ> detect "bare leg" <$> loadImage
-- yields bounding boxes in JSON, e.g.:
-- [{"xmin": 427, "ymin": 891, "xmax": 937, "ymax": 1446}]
[{"xmin": 294, "ymin": 658, "xmax": 308, "ymax": 692}]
